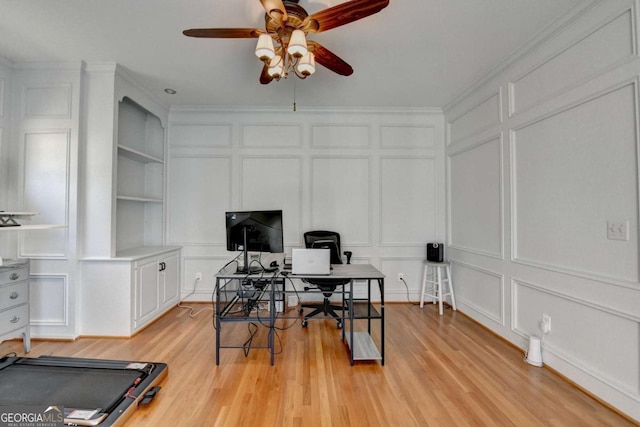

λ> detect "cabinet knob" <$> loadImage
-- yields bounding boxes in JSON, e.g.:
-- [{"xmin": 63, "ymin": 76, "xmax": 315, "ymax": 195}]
[
  {"xmin": 9, "ymin": 291, "xmax": 19, "ymax": 300},
  {"xmin": 10, "ymin": 273, "xmax": 20, "ymax": 280},
  {"xmin": 10, "ymin": 315, "xmax": 20, "ymax": 324}
]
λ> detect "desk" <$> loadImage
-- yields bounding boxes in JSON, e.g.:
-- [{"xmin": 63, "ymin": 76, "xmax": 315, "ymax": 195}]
[{"xmin": 214, "ymin": 263, "xmax": 385, "ymax": 366}]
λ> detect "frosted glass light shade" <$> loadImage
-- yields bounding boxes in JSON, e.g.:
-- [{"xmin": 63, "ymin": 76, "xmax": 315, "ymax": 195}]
[
  {"xmin": 287, "ymin": 29, "xmax": 307, "ymax": 58},
  {"xmin": 297, "ymin": 51, "xmax": 315, "ymax": 76},
  {"xmin": 268, "ymin": 55, "xmax": 284, "ymax": 78},
  {"xmin": 255, "ymin": 34, "xmax": 275, "ymax": 61}
]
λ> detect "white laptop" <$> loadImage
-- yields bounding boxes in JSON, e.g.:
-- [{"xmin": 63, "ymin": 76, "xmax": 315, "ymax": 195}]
[{"xmin": 292, "ymin": 248, "xmax": 331, "ymax": 275}]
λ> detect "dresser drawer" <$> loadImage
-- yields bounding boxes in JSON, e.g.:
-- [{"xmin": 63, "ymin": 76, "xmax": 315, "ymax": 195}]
[
  {"xmin": 0, "ymin": 281, "xmax": 28, "ymax": 309},
  {"xmin": 0, "ymin": 267, "xmax": 28, "ymax": 285},
  {"xmin": 0, "ymin": 304, "xmax": 29, "ymax": 331}
]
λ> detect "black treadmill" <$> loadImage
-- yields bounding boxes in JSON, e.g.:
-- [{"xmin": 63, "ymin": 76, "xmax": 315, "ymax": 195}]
[{"xmin": 0, "ymin": 355, "xmax": 167, "ymax": 426}]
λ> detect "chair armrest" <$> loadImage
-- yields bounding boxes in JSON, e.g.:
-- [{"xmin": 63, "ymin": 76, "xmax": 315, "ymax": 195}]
[{"xmin": 344, "ymin": 251, "xmax": 352, "ymax": 264}]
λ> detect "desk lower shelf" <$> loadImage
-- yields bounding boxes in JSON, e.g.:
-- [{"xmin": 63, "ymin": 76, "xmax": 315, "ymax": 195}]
[{"xmin": 345, "ymin": 332, "xmax": 382, "ymax": 361}]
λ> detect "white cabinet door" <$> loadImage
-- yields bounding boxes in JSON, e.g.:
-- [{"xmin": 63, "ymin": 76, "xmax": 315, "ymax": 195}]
[
  {"xmin": 136, "ymin": 257, "xmax": 160, "ymax": 327},
  {"xmin": 160, "ymin": 251, "xmax": 179, "ymax": 306}
]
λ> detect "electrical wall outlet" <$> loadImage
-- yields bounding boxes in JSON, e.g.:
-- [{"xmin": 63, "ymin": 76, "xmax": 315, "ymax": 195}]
[
  {"xmin": 542, "ymin": 314, "xmax": 551, "ymax": 333},
  {"xmin": 195, "ymin": 272, "xmax": 202, "ymax": 280},
  {"xmin": 287, "ymin": 295, "xmax": 299, "ymax": 307},
  {"xmin": 398, "ymin": 273, "xmax": 404, "ymax": 282},
  {"xmin": 607, "ymin": 221, "xmax": 629, "ymax": 241}
]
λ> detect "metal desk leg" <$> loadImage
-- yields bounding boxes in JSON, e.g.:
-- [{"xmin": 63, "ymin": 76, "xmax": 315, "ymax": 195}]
[
  {"xmin": 349, "ymin": 278, "xmax": 354, "ymax": 366},
  {"xmin": 379, "ymin": 278, "xmax": 385, "ymax": 366},
  {"xmin": 215, "ymin": 278, "xmax": 221, "ymax": 365}
]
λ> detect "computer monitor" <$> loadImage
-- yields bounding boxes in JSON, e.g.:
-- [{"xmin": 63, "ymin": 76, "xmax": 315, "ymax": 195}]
[{"xmin": 225, "ymin": 210, "xmax": 284, "ymax": 273}]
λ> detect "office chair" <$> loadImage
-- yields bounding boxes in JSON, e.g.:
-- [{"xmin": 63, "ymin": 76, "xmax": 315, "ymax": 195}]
[{"xmin": 300, "ymin": 230, "xmax": 352, "ymax": 328}]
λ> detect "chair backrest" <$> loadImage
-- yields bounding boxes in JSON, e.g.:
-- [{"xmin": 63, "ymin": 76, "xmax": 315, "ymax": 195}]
[{"xmin": 303, "ymin": 231, "xmax": 343, "ymax": 265}]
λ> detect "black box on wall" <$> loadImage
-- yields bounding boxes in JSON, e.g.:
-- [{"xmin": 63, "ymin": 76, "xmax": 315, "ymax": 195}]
[{"xmin": 426, "ymin": 243, "xmax": 443, "ymax": 262}]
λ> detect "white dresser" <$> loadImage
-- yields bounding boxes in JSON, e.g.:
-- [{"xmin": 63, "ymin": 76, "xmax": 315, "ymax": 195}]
[{"xmin": 0, "ymin": 259, "xmax": 30, "ymax": 352}]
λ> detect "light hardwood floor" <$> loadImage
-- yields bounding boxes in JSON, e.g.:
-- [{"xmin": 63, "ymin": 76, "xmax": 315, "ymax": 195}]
[{"xmin": 0, "ymin": 303, "xmax": 636, "ymax": 426}]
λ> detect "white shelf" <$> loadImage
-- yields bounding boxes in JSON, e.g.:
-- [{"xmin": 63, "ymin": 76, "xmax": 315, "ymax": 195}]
[
  {"xmin": 117, "ymin": 145, "xmax": 163, "ymax": 164},
  {"xmin": 117, "ymin": 195, "xmax": 163, "ymax": 203},
  {"xmin": 345, "ymin": 332, "xmax": 382, "ymax": 360},
  {"xmin": 0, "ymin": 224, "xmax": 66, "ymax": 232}
]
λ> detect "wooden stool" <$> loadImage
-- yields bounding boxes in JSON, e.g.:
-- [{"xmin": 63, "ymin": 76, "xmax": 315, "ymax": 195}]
[{"xmin": 420, "ymin": 260, "xmax": 457, "ymax": 315}]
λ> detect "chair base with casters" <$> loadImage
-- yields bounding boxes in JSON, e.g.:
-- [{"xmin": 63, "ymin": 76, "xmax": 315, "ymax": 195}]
[
  {"xmin": 420, "ymin": 260, "xmax": 457, "ymax": 315},
  {"xmin": 299, "ymin": 230, "xmax": 352, "ymax": 329},
  {"xmin": 299, "ymin": 289, "xmax": 344, "ymax": 328}
]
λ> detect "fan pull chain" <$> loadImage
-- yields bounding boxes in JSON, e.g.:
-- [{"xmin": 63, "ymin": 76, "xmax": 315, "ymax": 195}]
[{"xmin": 293, "ymin": 79, "xmax": 297, "ymax": 112}]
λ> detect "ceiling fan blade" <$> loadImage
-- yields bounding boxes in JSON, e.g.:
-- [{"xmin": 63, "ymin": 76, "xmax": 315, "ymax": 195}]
[
  {"xmin": 259, "ymin": 64, "xmax": 274, "ymax": 84},
  {"xmin": 308, "ymin": 41, "xmax": 353, "ymax": 76},
  {"xmin": 260, "ymin": 0, "xmax": 288, "ymax": 21},
  {"xmin": 183, "ymin": 28, "xmax": 264, "ymax": 38},
  {"xmin": 303, "ymin": 0, "xmax": 389, "ymax": 33}
]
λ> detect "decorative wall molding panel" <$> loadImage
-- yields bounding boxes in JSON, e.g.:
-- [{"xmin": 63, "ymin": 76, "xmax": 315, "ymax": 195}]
[
  {"xmin": 509, "ymin": 6, "xmax": 636, "ymax": 117},
  {"xmin": 451, "ymin": 260, "xmax": 504, "ymax": 324},
  {"xmin": 23, "ymin": 83, "xmax": 72, "ymax": 119},
  {"xmin": 379, "ymin": 156, "xmax": 436, "ymax": 247},
  {"xmin": 448, "ymin": 135, "xmax": 503, "ymax": 258},
  {"xmin": 241, "ymin": 155, "xmax": 303, "ymax": 247},
  {"xmin": 242, "ymin": 123, "xmax": 302, "ymax": 148},
  {"xmin": 168, "ymin": 155, "xmax": 232, "ymax": 246},
  {"xmin": 310, "ymin": 123, "xmax": 370, "ymax": 148},
  {"xmin": 448, "ymin": 89, "xmax": 502, "ymax": 145},
  {"xmin": 29, "ymin": 275, "xmax": 67, "ymax": 326},
  {"xmin": 380, "ymin": 124, "xmax": 436, "ymax": 149},
  {"xmin": 511, "ymin": 81, "xmax": 639, "ymax": 285},
  {"xmin": 169, "ymin": 123, "xmax": 232, "ymax": 148}
]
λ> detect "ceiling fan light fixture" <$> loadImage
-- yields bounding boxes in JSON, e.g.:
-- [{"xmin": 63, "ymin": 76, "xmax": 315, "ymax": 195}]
[
  {"xmin": 255, "ymin": 34, "xmax": 275, "ymax": 61},
  {"xmin": 297, "ymin": 51, "xmax": 315, "ymax": 76},
  {"xmin": 287, "ymin": 29, "xmax": 307, "ymax": 58},
  {"xmin": 268, "ymin": 55, "xmax": 284, "ymax": 78}
]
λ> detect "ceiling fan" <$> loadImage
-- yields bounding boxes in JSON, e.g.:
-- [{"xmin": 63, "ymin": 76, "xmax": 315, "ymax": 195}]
[{"xmin": 183, "ymin": 0, "xmax": 390, "ymax": 84}]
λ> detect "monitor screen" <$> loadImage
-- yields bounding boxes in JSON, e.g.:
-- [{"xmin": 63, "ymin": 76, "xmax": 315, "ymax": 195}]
[{"xmin": 225, "ymin": 210, "xmax": 284, "ymax": 253}]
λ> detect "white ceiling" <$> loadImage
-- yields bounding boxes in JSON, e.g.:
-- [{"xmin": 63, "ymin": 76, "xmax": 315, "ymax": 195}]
[{"xmin": 0, "ymin": 0, "xmax": 585, "ymax": 109}]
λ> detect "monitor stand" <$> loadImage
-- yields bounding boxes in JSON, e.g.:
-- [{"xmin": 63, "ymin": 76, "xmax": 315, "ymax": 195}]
[{"xmin": 236, "ymin": 226, "xmax": 263, "ymax": 274}]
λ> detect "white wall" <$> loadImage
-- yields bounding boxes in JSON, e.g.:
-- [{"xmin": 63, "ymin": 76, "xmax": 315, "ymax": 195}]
[
  {"xmin": 0, "ymin": 58, "xmax": 13, "ymax": 257},
  {"xmin": 167, "ymin": 107, "xmax": 445, "ymax": 302},
  {"xmin": 445, "ymin": 0, "xmax": 640, "ymax": 421}
]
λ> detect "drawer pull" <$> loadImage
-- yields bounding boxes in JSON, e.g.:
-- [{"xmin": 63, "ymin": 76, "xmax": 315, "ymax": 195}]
[
  {"xmin": 10, "ymin": 315, "xmax": 20, "ymax": 324},
  {"xmin": 10, "ymin": 273, "xmax": 20, "ymax": 280},
  {"xmin": 9, "ymin": 292, "xmax": 19, "ymax": 300}
]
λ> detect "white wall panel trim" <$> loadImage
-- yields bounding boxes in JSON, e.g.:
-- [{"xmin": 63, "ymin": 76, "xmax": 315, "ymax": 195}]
[
  {"xmin": 166, "ymin": 154, "xmax": 232, "ymax": 247},
  {"xmin": 379, "ymin": 155, "xmax": 438, "ymax": 247},
  {"xmin": 310, "ymin": 123, "xmax": 371, "ymax": 148},
  {"xmin": 510, "ymin": 78, "xmax": 640, "ymax": 290},
  {"xmin": 169, "ymin": 123, "xmax": 233, "ymax": 148},
  {"xmin": 22, "ymin": 83, "xmax": 73, "ymax": 119},
  {"xmin": 509, "ymin": 5, "xmax": 638, "ymax": 118},
  {"xmin": 447, "ymin": 134, "xmax": 504, "ymax": 259},
  {"xmin": 451, "ymin": 259, "xmax": 504, "ymax": 325},
  {"xmin": 241, "ymin": 122, "xmax": 302, "ymax": 148},
  {"xmin": 29, "ymin": 273, "xmax": 68, "ymax": 326},
  {"xmin": 512, "ymin": 278, "xmax": 640, "ymax": 402},
  {"xmin": 379, "ymin": 124, "xmax": 436, "ymax": 149},
  {"xmin": 448, "ymin": 88, "xmax": 502, "ymax": 145}
]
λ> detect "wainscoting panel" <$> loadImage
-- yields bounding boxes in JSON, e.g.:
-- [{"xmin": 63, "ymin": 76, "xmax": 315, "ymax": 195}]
[
  {"xmin": 451, "ymin": 260, "xmax": 504, "ymax": 324},
  {"xmin": 311, "ymin": 124, "xmax": 370, "ymax": 148},
  {"xmin": 512, "ymin": 82, "xmax": 639, "ymax": 284},
  {"xmin": 310, "ymin": 156, "xmax": 371, "ymax": 246},
  {"xmin": 449, "ymin": 89, "xmax": 502, "ymax": 145},
  {"xmin": 168, "ymin": 155, "xmax": 232, "ymax": 245},
  {"xmin": 169, "ymin": 123, "xmax": 232, "ymax": 147},
  {"xmin": 380, "ymin": 124, "xmax": 435, "ymax": 149},
  {"xmin": 448, "ymin": 135, "xmax": 503, "ymax": 257},
  {"xmin": 513, "ymin": 279, "xmax": 639, "ymax": 396},
  {"xmin": 29, "ymin": 274, "xmax": 67, "ymax": 326},
  {"xmin": 23, "ymin": 83, "xmax": 72, "ymax": 119},
  {"xmin": 242, "ymin": 123, "xmax": 302, "ymax": 148},
  {"xmin": 380, "ymin": 156, "xmax": 436, "ymax": 246},
  {"xmin": 241, "ymin": 156, "xmax": 303, "ymax": 247},
  {"xmin": 510, "ymin": 6, "xmax": 636, "ymax": 116},
  {"xmin": 21, "ymin": 131, "xmax": 69, "ymax": 257}
]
